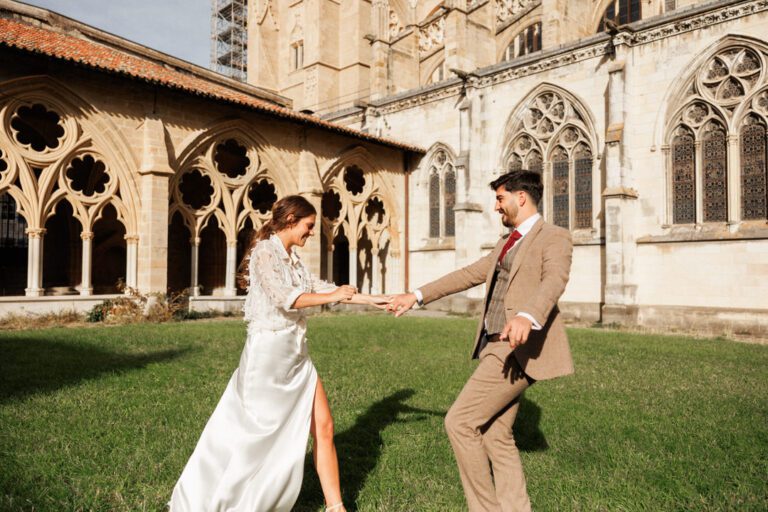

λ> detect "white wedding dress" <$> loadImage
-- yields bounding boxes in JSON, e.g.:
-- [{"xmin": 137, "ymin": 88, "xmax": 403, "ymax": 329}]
[{"xmin": 170, "ymin": 234, "xmax": 337, "ymax": 512}]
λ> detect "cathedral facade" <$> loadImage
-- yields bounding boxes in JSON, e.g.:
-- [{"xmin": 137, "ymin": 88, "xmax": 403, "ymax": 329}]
[{"xmin": 249, "ymin": 0, "xmax": 768, "ymax": 335}]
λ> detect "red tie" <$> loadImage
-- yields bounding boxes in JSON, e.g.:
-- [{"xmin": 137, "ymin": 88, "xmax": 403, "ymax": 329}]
[{"xmin": 498, "ymin": 230, "xmax": 522, "ymax": 263}]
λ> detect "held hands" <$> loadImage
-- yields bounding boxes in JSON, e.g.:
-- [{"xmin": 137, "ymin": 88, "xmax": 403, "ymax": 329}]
[
  {"xmin": 366, "ymin": 294, "xmax": 394, "ymax": 310},
  {"xmin": 386, "ymin": 293, "xmax": 418, "ymax": 317},
  {"xmin": 500, "ymin": 316, "xmax": 532, "ymax": 349}
]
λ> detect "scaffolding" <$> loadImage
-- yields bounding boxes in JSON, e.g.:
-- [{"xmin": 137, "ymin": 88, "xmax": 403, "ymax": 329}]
[{"xmin": 211, "ymin": 0, "xmax": 248, "ymax": 81}]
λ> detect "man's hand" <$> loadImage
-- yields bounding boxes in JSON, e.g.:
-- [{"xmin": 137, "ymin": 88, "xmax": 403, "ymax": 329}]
[
  {"xmin": 387, "ymin": 293, "xmax": 418, "ymax": 317},
  {"xmin": 500, "ymin": 316, "xmax": 532, "ymax": 349},
  {"xmin": 331, "ymin": 285, "xmax": 357, "ymax": 302}
]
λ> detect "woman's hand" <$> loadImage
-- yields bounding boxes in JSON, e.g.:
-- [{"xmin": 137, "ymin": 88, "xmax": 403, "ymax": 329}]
[
  {"xmin": 366, "ymin": 295, "xmax": 394, "ymax": 310},
  {"xmin": 330, "ymin": 285, "xmax": 356, "ymax": 302}
]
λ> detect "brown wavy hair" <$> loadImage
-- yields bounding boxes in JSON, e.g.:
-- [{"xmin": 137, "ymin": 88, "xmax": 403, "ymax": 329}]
[{"xmin": 236, "ymin": 194, "xmax": 317, "ymax": 289}]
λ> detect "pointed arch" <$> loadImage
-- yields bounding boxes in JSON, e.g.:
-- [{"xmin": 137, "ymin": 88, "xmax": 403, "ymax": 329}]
[
  {"xmin": 661, "ymin": 35, "xmax": 768, "ymax": 224},
  {"xmin": 498, "ymin": 82, "xmax": 599, "ymax": 169},
  {"xmin": 0, "ymin": 75, "xmax": 140, "ymax": 233},
  {"xmin": 498, "ymin": 84, "xmax": 599, "ymax": 231}
]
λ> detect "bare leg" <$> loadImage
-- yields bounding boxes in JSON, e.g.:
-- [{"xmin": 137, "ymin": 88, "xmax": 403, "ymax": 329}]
[{"xmin": 310, "ymin": 377, "xmax": 345, "ymax": 511}]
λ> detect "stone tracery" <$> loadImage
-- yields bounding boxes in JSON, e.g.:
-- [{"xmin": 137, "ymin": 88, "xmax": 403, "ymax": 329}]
[
  {"xmin": 0, "ymin": 90, "xmax": 139, "ymax": 297},
  {"xmin": 665, "ymin": 41, "xmax": 768, "ymax": 225}
]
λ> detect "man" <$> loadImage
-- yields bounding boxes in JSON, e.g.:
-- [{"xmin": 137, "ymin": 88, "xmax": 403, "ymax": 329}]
[{"xmin": 388, "ymin": 170, "xmax": 574, "ymax": 512}]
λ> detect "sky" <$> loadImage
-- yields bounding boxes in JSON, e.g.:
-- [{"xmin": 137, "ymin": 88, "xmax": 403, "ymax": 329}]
[{"xmin": 22, "ymin": 0, "xmax": 211, "ymax": 69}]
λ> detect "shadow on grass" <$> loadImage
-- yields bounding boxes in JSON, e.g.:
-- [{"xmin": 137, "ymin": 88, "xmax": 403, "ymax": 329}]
[
  {"xmin": 294, "ymin": 389, "xmax": 443, "ymax": 512},
  {"xmin": 514, "ymin": 396, "xmax": 548, "ymax": 452},
  {"xmin": 0, "ymin": 337, "xmax": 190, "ymax": 403}
]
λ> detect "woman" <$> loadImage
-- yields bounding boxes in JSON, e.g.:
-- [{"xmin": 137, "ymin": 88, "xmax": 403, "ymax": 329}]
[{"xmin": 170, "ymin": 195, "xmax": 390, "ymax": 512}]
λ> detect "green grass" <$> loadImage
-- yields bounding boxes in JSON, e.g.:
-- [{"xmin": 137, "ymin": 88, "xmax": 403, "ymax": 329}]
[{"xmin": 1, "ymin": 316, "xmax": 766, "ymax": 511}]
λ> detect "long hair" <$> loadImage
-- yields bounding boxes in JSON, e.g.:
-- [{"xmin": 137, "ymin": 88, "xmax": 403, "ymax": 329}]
[{"xmin": 236, "ymin": 195, "xmax": 317, "ymax": 289}]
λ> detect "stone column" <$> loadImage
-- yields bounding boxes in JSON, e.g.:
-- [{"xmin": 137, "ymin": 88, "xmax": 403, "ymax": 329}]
[
  {"xmin": 137, "ymin": 117, "xmax": 174, "ymax": 295},
  {"xmin": 125, "ymin": 234, "xmax": 139, "ymax": 290},
  {"xmin": 326, "ymin": 244, "xmax": 334, "ymax": 283},
  {"xmin": 371, "ymin": 244, "xmax": 382, "ymax": 294},
  {"xmin": 224, "ymin": 240, "xmax": 238, "ymax": 297},
  {"xmin": 454, "ymin": 91, "xmax": 486, "ymax": 304},
  {"xmin": 190, "ymin": 236, "xmax": 201, "ymax": 297},
  {"xmin": 348, "ymin": 243, "xmax": 359, "ymax": 288},
  {"xmin": 602, "ymin": 59, "xmax": 639, "ymax": 326},
  {"xmin": 25, "ymin": 227, "xmax": 45, "ymax": 297},
  {"xmin": 80, "ymin": 231, "xmax": 94, "ymax": 296}
]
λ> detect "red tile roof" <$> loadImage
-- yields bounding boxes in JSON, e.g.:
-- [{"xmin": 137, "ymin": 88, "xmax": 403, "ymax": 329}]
[{"xmin": 0, "ymin": 14, "xmax": 424, "ymax": 154}]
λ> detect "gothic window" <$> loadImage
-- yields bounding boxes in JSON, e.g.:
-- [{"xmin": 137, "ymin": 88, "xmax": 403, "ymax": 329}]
[
  {"xmin": 503, "ymin": 23, "xmax": 542, "ymax": 62},
  {"xmin": 429, "ymin": 172, "xmax": 440, "ymax": 238},
  {"xmin": 426, "ymin": 148, "xmax": 456, "ymax": 239},
  {"xmin": 666, "ymin": 44, "xmax": 768, "ymax": 224},
  {"xmin": 702, "ymin": 121, "xmax": 728, "ymax": 222},
  {"xmin": 598, "ymin": 0, "xmax": 641, "ymax": 31},
  {"xmin": 574, "ymin": 144, "xmax": 593, "ymax": 229},
  {"xmin": 552, "ymin": 147, "xmax": 569, "ymax": 229},
  {"xmin": 504, "ymin": 90, "xmax": 596, "ymax": 231},
  {"xmin": 741, "ymin": 115, "xmax": 767, "ymax": 220},
  {"xmin": 444, "ymin": 167, "xmax": 456, "ymax": 237},
  {"xmin": 671, "ymin": 126, "xmax": 696, "ymax": 224},
  {"xmin": 527, "ymin": 150, "xmax": 543, "ymax": 175}
]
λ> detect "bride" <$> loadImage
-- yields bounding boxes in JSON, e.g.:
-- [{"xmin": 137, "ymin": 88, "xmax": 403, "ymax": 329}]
[{"xmin": 170, "ymin": 195, "xmax": 390, "ymax": 512}]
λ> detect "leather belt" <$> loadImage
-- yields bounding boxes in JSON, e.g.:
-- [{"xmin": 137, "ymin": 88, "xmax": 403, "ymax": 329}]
[{"xmin": 486, "ymin": 333, "xmax": 502, "ymax": 343}]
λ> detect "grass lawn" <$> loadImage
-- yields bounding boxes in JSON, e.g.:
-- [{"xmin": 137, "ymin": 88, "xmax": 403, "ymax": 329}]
[{"xmin": 1, "ymin": 315, "xmax": 766, "ymax": 511}]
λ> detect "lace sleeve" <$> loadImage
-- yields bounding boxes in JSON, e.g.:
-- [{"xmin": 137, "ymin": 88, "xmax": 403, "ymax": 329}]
[
  {"xmin": 310, "ymin": 274, "xmax": 338, "ymax": 294},
  {"xmin": 251, "ymin": 244, "xmax": 304, "ymax": 311}
]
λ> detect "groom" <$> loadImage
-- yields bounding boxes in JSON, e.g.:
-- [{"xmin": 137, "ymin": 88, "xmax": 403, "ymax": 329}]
[{"xmin": 389, "ymin": 170, "xmax": 574, "ymax": 512}]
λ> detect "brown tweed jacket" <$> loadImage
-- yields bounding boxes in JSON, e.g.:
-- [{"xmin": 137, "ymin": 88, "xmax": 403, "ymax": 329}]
[{"xmin": 418, "ymin": 218, "xmax": 574, "ymax": 381}]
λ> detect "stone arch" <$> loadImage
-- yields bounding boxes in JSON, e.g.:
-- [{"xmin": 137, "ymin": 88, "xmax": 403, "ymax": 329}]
[
  {"xmin": 499, "ymin": 84, "xmax": 599, "ymax": 230},
  {"xmin": 655, "ymin": 34, "xmax": 768, "ymax": 145},
  {"xmin": 422, "ymin": 57, "xmax": 447, "ymax": 85},
  {"xmin": 660, "ymin": 35, "xmax": 768, "ymax": 225},
  {"xmin": 319, "ymin": 146, "xmax": 401, "ymax": 292},
  {"xmin": 418, "ymin": 142, "xmax": 457, "ymax": 239},
  {"xmin": 497, "ymin": 14, "xmax": 544, "ymax": 62},
  {"xmin": 0, "ymin": 77, "xmax": 140, "ymax": 295},
  {"xmin": 0, "ymin": 75, "xmax": 140, "ymax": 233},
  {"xmin": 172, "ymin": 118, "xmax": 290, "ymax": 296},
  {"xmin": 174, "ymin": 118, "xmax": 294, "ymax": 240},
  {"xmin": 498, "ymin": 82, "xmax": 599, "ymax": 170}
]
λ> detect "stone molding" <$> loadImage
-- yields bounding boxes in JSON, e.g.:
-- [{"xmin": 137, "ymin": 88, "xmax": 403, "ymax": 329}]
[{"xmin": 367, "ymin": 0, "xmax": 768, "ymax": 116}]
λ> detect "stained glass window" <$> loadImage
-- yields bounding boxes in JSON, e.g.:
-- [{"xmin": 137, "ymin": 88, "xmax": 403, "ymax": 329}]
[
  {"xmin": 444, "ymin": 167, "xmax": 456, "ymax": 237},
  {"xmin": 672, "ymin": 126, "xmax": 696, "ymax": 224},
  {"xmin": 552, "ymin": 147, "xmax": 570, "ymax": 229},
  {"xmin": 574, "ymin": 144, "xmax": 593, "ymax": 229},
  {"xmin": 741, "ymin": 115, "xmax": 768, "ymax": 220},
  {"xmin": 429, "ymin": 171, "xmax": 440, "ymax": 238},
  {"xmin": 702, "ymin": 122, "xmax": 728, "ymax": 222}
]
